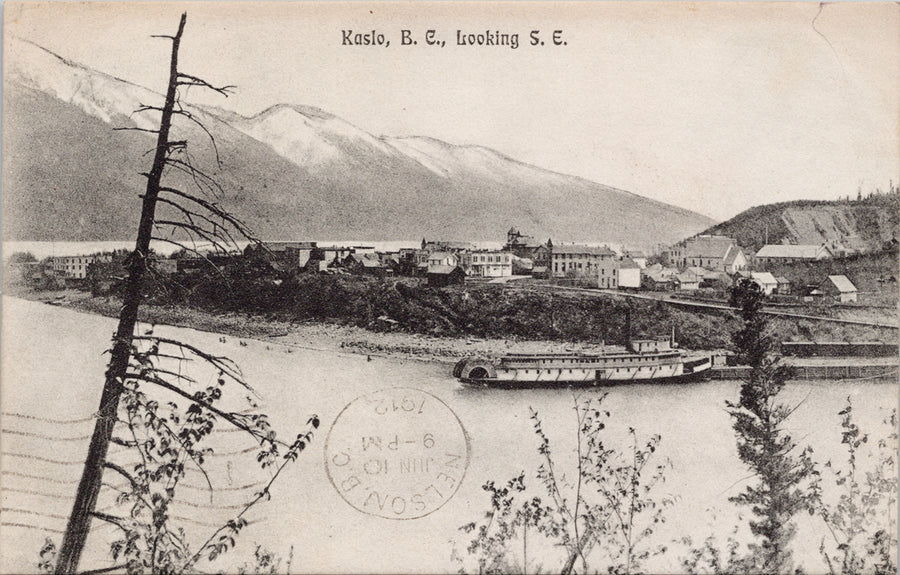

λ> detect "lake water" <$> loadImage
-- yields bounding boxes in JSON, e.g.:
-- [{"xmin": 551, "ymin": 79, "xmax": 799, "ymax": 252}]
[{"xmin": 1, "ymin": 296, "xmax": 896, "ymax": 573}]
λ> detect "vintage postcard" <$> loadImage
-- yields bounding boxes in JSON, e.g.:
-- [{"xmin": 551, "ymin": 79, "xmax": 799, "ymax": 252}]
[{"xmin": 2, "ymin": 2, "xmax": 898, "ymax": 574}]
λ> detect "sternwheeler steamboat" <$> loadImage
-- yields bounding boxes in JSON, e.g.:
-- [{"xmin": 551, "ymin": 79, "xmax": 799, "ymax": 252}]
[{"xmin": 454, "ymin": 335, "xmax": 712, "ymax": 387}]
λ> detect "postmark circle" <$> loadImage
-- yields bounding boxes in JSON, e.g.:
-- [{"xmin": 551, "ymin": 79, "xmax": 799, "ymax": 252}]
[{"xmin": 324, "ymin": 387, "xmax": 470, "ymax": 520}]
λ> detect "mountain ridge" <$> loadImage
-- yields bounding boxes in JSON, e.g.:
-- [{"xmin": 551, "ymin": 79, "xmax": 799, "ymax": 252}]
[{"xmin": 3, "ymin": 36, "xmax": 715, "ymax": 247}]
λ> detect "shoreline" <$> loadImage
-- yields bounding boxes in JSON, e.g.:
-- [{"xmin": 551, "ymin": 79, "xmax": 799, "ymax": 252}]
[
  {"xmin": 9, "ymin": 290, "xmax": 622, "ymax": 365},
  {"xmin": 8, "ymin": 290, "xmax": 896, "ymax": 373}
]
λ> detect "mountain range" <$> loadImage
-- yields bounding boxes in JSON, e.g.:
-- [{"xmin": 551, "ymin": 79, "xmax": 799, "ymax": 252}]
[{"xmin": 3, "ymin": 37, "xmax": 715, "ymax": 248}]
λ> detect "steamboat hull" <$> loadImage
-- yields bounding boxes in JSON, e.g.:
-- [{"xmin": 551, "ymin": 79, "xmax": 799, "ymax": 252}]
[
  {"xmin": 459, "ymin": 365, "xmax": 712, "ymax": 388},
  {"xmin": 455, "ymin": 347, "xmax": 713, "ymax": 388}
]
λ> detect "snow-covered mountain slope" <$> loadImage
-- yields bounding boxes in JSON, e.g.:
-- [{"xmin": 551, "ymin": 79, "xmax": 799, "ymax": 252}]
[{"xmin": 3, "ymin": 37, "xmax": 715, "ymax": 245}]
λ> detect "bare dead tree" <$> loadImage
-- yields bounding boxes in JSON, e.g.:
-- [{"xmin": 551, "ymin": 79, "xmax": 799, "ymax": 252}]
[{"xmin": 54, "ymin": 14, "xmax": 310, "ymax": 574}]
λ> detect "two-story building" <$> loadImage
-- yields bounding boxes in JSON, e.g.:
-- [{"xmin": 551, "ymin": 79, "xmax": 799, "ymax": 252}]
[
  {"xmin": 597, "ymin": 257, "xmax": 641, "ymax": 289},
  {"xmin": 51, "ymin": 253, "xmax": 112, "ymax": 280},
  {"xmin": 461, "ymin": 250, "xmax": 513, "ymax": 278},
  {"xmin": 550, "ymin": 244, "xmax": 616, "ymax": 278}
]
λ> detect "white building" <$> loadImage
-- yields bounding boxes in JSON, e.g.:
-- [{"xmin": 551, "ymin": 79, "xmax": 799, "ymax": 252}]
[
  {"xmin": 751, "ymin": 272, "xmax": 778, "ymax": 295},
  {"xmin": 51, "ymin": 254, "xmax": 111, "ymax": 279},
  {"xmin": 820, "ymin": 275, "xmax": 858, "ymax": 303},
  {"xmin": 461, "ymin": 251, "xmax": 512, "ymax": 278},
  {"xmin": 597, "ymin": 257, "xmax": 641, "ymax": 289}
]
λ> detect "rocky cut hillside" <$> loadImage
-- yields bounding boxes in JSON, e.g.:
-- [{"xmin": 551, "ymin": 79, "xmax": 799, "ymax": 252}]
[
  {"xmin": 3, "ymin": 37, "xmax": 715, "ymax": 246},
  {"xmin": 698, "ymin": 195, "xmax": 900, "ymax": 253}
]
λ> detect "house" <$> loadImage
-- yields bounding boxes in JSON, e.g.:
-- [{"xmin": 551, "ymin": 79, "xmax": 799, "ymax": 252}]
[
  {"xmin": 597, "ymin": 257, "xmax": 641, "ymax": 289},
  {"xmin": 743, "ymin": 249, "xmax": 757, "ymax": 269},
  {"xmin": 667, "ymin": 235, "xmax": 746, "ymax": 273},
  {"xmin": 687, "ymin": 266, "xmax": 712, "ymax": 280},
  {"xmin": 343, "ymin": 253, "xmax": 390, "ymax": 277},
  {"xmin": 426, "ymin": 265, "xmax": 466, "ymax": 287},
  {"xmin": 617, "ymin": 258, "xmax": 642, "ymax": 289},
  {"xmin": 674, "ymin": 270, "xmax": 700, "ymax": 291},
  {"xmin": 531, "ymin": 242, "xmax": 553, "ymax": 271},
  {"xmin": 597, "ymin": 258, "xmax": 618, "ymax": 289},
  {"xmin": 750, "ymin": 272, "xmax": 778, "ymax": 295},
  {"xmin": 461, "ymin": 250, "xmax": 513, "ymax": 278},
  {"xmin": 755, "ymin": 244, "xmax": 834, "ymax": 265},
  {"xmin": 550, "ymin": 244, "xmax": 616, "ymax": 278},
  {"xmin": 819, "ymin": 275, "xmax": 858, "ymax": 303},
  {"xmin": 427, "ymin": 251, "xmax": 458, "ymax": 268},
  {"xmin": 641, "ymin": 265, "xmax": 678, "ymax": 291}
]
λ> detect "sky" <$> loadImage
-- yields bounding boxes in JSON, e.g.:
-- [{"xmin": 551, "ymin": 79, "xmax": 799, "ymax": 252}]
[{"xmin": 4, "ymin": 1, "xmax": 899, "ymax": 221}]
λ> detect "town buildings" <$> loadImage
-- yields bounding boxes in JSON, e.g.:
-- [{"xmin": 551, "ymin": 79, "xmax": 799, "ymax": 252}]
[{"xmin": 18, "ymin": 223, "xmax": 868, "ymax": 307}]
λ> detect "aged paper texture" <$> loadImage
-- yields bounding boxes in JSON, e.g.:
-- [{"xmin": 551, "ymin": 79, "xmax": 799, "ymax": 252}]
[{"xmin": 2, "ymin": 2, "xmax": 898, "ymax": 574}]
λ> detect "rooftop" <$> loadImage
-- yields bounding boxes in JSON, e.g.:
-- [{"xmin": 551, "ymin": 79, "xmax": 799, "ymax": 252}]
[
  {"xmin": 751, "ymin": 271, "xmax": 778, "ymax": 284},
  {"xmin": 683, "ymin": 235, "xmax": 738, "ymax": 259},
  {"xmin": 552, "ymin": 244, "xmax": 616, "ymax": 256},
  {"xmin": 756, "ymin": 244, "xmax": 832, "ymax": 259},
  {"xmin": 825, "ymin": 274, "xmax": 857, "ymax": 293}
]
